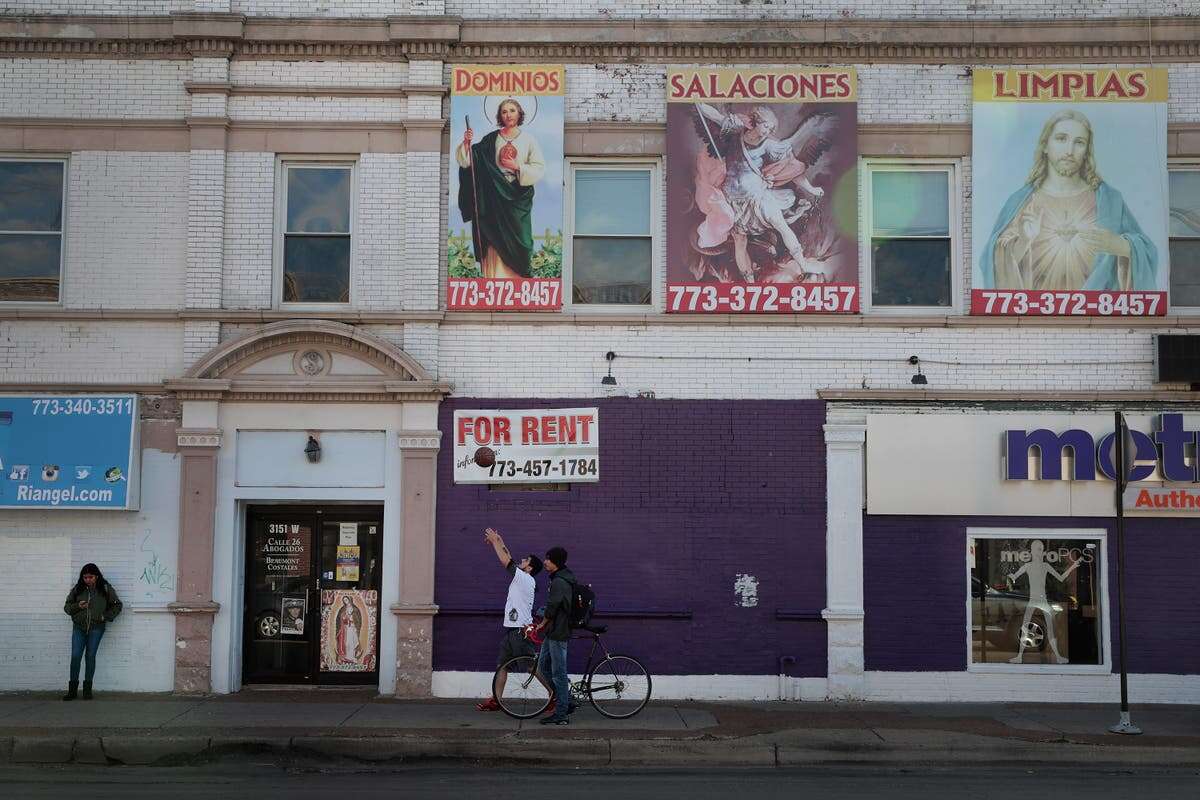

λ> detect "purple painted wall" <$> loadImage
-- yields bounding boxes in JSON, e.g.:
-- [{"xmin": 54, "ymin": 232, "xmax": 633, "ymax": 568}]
[
  {"xmin": 433, "ymin": 398, "xmax": 828, "ymax": 678},
  {"xmin": 864, "ymin": 515, "xmax": 1199, "ymax": 674}
]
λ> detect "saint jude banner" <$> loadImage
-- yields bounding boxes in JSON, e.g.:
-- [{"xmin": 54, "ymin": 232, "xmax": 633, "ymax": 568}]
[
  {"xmin": 666, "ymin": 69, "xmax": 859, "ymax": 314},
  {"xmin": 971, "ymin": 68, "xmax": 1170, "ymax": 316},
  {"xmin": 447, "ymin": 66, "xmax": 565, "ymax": 311}
]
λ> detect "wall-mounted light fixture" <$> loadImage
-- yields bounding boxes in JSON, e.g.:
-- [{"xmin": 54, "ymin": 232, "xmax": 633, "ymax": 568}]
[
  {"xmin": 601, "ymin": 351, "xmax": 617, "ymax": 386},
  {"xmin": 304, "ymin": 434, "xmax": 322, "ymax": 463},
  {"xmin": 908, "ymin": 355, "xmax": 928, "ymax": 385}
]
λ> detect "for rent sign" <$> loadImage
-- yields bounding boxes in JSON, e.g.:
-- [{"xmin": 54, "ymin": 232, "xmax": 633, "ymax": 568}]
[{"xmin": 453, "ymin": 408, "xmax": 599, "ymax": 484}]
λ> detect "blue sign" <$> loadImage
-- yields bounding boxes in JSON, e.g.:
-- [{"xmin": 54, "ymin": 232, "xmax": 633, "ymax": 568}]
[{"xmin": 0, "ymin": 395, "xmax": 139, "ymax": 509}]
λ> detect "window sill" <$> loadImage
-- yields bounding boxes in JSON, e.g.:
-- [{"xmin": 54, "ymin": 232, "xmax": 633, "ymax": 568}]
[{"xmin": 967, "ymin": 663, "xmax": 1111, "ymax": 675}]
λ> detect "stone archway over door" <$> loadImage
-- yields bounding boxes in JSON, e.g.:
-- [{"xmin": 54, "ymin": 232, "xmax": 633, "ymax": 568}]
[{"xmin": 165, "ymin": 320, "xmax": 451, "ymax": 695}]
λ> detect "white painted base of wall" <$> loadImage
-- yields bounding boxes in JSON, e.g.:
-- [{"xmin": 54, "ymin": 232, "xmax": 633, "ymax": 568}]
[
  {"xmin": 435, "ymin": 670, "xmax": 1200, "ymax": 703},
  {"xmin": 433, "ymin": 671, "xmax": 829, "ymax": 701},
  {"xmin": 864, "ymin": 672, "xmax": 1200, "ymax": 704}
]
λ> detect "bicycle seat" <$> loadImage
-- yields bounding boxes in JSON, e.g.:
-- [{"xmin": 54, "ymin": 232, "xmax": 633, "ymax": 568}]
[{"xmin": 582, "ymin": 623, "xmax": 608, "ymax": 634}]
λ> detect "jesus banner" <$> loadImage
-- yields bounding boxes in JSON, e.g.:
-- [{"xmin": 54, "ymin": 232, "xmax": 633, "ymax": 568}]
[{"xmin": 971, "ymin": 68, "xmax": 1170, "ymax": 316}]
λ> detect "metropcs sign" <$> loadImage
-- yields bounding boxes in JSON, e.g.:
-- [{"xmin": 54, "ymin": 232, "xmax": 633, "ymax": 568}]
[{"xmin": 1005, "ymin": 413, "xmax": 1195, "ymax": 483}]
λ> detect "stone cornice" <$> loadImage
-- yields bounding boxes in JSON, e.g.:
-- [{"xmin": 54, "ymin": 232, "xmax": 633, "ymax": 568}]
[
  {"xmin": 167, "ymin": 601, "xmax": 221, "ymax": 615},
  {"xmin": 397, "ymin": 430, "xmax": 442, "ymax": 450},
  {"xmin": 390, "ymin": 602, "xmax": 441, "ymax": 616},
  {"xmin": 176, "ymin": 427, "xmax": 223, "ymax": 448},
  {"xmin": 164, "ymin": 379, "xmax": 451, "ymax": 402},
  {"xmin": 0, "ymin": 15, "xmax": 1198, "ymax": 63},
  {"xmin": 184, "ymin": 82, "xmax": 448, "ymax": 97},
  {"xmin": 8, "ymin": 304, "xmax": 1200, "ymax": 329}
]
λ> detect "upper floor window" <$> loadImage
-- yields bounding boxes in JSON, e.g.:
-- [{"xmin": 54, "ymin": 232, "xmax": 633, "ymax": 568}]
[
  {"xmin": 565, "ymin": 161, "xmax": 658, "ymax": 310},
  {"xmin": 862, "ymin": 161, "xmax": 959, "ymax": 313},
  {"xmin": 1169, "ymin": 165, "xmax": 1200, "ymax": 308},
  {"xmin": 0, "ymin": 158, "xmax": 65, "ymax": 303},
  {"xmin": 278, "ymin": 162, "xmax": 354, "ymax": 305}
]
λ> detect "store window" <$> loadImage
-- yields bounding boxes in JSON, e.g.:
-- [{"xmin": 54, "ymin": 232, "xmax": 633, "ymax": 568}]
[
  {"xmin": 0, "ymin": 158, "xmax": 66, "ymax": 303},
  {"xmin": 863, "ymin": 161, "xmax": 958, "ymax": 313},
  {"xmin": 968, "ymin": 530, "xmax": 1106, "ymax": 669},
  {"xmin": 278, "ymin": 162, "xmax": 354, "ymax": 305},
  {"xmin": 1169, "ymin": 165, "xmax": 1200, "ymax": 308},
  {"xmin": 565, "ymin": 161, "xmax": 658, "ymax": 309}
]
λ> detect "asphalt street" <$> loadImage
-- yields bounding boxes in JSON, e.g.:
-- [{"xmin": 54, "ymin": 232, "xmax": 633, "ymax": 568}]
[{"xmin": 5, "ymin": 765, "xmax": 1200, "ymax": 799}]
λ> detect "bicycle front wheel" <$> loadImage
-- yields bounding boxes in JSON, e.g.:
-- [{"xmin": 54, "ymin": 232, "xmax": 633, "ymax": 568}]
[
  {"xmin": 587, "ymin": 654, "xmax": 651, "ymax": 719},
  {"xmin": 493, "ymin": 655, "xmax": 552, "ymax": 720}
]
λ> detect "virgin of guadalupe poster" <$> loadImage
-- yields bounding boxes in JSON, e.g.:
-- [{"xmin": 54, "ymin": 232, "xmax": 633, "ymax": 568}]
[
  {"xmin": 971, "ymin": 68, "xmax": 1169, "ymax": 316},
  {"xmin": 320, "ymin": 589, "xmax": 377, "ymax": 672},
  {"xmin": 447, "ymin": 65, "xmax": 565, "ymax": 311},
  {"xmin": 666, "ymin": 69, "xmax": 859, "ymax": 314}
]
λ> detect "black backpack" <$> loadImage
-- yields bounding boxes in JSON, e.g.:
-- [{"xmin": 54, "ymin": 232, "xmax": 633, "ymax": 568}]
[{"xmin": 568, "ymin": 580, "xmax": 596, "ymax": 629}]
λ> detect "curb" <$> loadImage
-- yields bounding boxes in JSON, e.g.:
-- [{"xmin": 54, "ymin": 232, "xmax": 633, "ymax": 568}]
[{"xmin": 2, "ymin": 734, "xmax": 1198, "ymax": 769}]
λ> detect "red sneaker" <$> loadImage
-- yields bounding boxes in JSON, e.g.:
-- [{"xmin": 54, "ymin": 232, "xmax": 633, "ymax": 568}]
[
  {"xmin": 476, "ymin": 698, "xmax": 501, "ymax": 712},
  {"xmin": 542, "ymin": 699, "xmax": 556, "ymax": 716}
]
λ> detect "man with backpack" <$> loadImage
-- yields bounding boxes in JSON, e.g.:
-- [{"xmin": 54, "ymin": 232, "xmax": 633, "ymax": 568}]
[{"xmin": 537, "ymin": 545, "xmax": 576, "ymax": 725}]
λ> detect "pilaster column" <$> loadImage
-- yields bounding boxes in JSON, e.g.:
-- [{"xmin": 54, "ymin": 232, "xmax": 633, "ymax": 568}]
[
  {"xmin": 183, "ymin": 43, "xmax": 233, "ymax": 360},
  {"xmin": 392, "ymin": 430, "xmax": 442, "ymax": 697},
  {"xmin": 169, "ymin": 427, "xmax": 222, "ymax": 693},
  {"xmin": 402, "ymin": 60, "xmax": 446, "ymax": 313},
  {"xmin": 822, "ymin": 423, "xmax": 866, "ymax": 700}
]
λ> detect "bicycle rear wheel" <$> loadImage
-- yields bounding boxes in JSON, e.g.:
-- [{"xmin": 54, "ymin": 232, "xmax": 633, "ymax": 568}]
[
  {"xmin": 587, "ymin": 654, "xmax": 651, "ymax": 719},
  {"xmin": 493, "ymin": 655, "xmax": 552, "ymax": 720}
]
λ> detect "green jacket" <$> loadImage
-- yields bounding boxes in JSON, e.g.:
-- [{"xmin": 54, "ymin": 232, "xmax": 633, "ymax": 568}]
[
  {"xmin": 64, "ymin": 583, "xmax": 123, "ymax": 631},
  {"xmin": 544, "ymin": 567, "xmax": 576, "ymax": 642}
]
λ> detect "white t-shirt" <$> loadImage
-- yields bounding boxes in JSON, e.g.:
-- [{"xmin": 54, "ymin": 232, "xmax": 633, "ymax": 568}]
[{"xmin": 503, "ymin": 561, "xmax": 536, "ymax": 628}]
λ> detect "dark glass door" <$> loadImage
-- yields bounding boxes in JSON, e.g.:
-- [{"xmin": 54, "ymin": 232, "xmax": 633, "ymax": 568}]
[{"xmin": 244, "ymin": 506, "xmax": 382, "ymax": 685}]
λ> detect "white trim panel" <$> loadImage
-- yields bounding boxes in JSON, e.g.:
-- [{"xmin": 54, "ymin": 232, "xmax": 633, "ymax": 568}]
[{"xmin": 865, "ymin": 671, "xmax": 1200, "ymax": 703}]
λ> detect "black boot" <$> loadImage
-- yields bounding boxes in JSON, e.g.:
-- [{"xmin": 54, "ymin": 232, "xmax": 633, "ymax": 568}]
[
  {"xmin": 81, "ymin": 681, "xmax": 93, "ymax": 700},
  {"xmin": 62, "ymin": 681, "xmax": 78, "ymax": 701}
]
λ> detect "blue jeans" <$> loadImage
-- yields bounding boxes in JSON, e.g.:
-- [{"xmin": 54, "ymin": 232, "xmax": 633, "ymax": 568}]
[
  {"xmin": 70, "ymin": 625, "xmax": 105, "ymax": 682},
  {"xmin": 538, "ymin": 638, "xmax": 570, "ymax": 718}
]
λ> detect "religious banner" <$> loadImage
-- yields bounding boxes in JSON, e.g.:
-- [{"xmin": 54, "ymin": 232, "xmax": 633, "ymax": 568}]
[
  {"xmin": 971, "ymin": 68, "xmax": 1170, "ymax": 316},
  {"xmin": 447, "ymin": 65, "xmax": 565, "ymax": 311},
  {"xmin": 320, "ymin": 589, "xmax": 377, "ymax": 672},
  {"xmin": 666, "ymin": 69, "xmax": 859, "ymax": 314}
]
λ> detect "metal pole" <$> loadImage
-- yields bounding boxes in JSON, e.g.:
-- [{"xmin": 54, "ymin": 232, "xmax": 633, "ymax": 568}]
[{"xmin": 1109, "ymin": 411, "xmax": 1141, "ymax": 735}]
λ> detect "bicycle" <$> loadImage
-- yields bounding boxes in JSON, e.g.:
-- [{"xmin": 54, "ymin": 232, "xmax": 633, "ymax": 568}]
[{"xmin": 492, "ymin": 623, "xmax": 652, "ymax": 720}]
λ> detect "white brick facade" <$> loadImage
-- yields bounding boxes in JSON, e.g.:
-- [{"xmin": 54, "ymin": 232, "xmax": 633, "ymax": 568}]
[
  {"xmin": 230, "ymin": 61, "xmax": 408, "ymax": 87},
  {"xmin": 0, "ymin": 60, "xmax": 187, "ymax": 120},
  {"xmin": 357, "ymin": 154, "xmax": 407, "ymax": 311},
  {"xmin": 63, "ymin": 152, "xmax": 188, "ymax": 310},
  {"xmin": 0, "ymin": 322, "xmax": 185, "ymax": 383},
  {"xmin": 229, "ymin": 96, "xmax": 406, "ymax": 123},
  {"xmin": 221, "ymin": 152, "xmax": 277, "ymax": 309},
  {"xmin": 3, "ymin": 0, "xmax": 1194, "ymax": 18},
  {"xmin": 1, "ymin": 2, "xmax": 1199, "ymax": 699},
  {"xmin": 446, "ymin": 1, "xmax": 1198, "ymax": 18},
  {"xmin": 437, "ymin": 323, "xmax": 1180, "ymax": 398},
  {"xmin": 0, "ymin": 448, "xmax": 181, "ymax": 692}
]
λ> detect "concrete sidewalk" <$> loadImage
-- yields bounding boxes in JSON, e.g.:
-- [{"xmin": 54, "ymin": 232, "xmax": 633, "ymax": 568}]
[{"xmin": 1, "ymin": 691, "xmax": 1198, "ymax": 768}]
